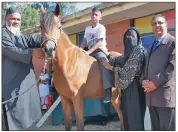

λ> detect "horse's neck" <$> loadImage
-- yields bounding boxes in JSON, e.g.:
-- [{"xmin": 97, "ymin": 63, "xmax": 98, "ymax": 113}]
[
  {"xmin": 59, "ymin": 31, "xmax": 74, "ymax": 50},
  {"xmin": 56, "ymin": 31, "xmax": 76, "ymax": 65},
  {"xmin": 54, "ymin": 32, "xmax": 98, "ymax": 87}
]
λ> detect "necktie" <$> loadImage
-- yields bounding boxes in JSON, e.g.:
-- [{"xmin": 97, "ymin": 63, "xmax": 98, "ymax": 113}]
[{"xmin": 153, "ymin": 40, "xmax": 159, "ymax": 50}]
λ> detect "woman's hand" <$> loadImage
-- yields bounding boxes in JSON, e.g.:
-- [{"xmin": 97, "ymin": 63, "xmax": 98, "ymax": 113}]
[
  {"xmin": 109, "ymin": 51, "xmax": 123, "ymax": 57},
  {"xmin": 100, "ymin": 61, "xmax": 113, "ymax": 71}
]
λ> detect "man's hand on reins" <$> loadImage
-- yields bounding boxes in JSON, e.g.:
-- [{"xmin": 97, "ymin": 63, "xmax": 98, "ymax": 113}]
[
  {"xmin": 51, "ymin": 58, "xmax": 57, "ymax": 65},
  {"xmin": 32, "ymin": 49, "xmax": 45, "ymax": 59}
]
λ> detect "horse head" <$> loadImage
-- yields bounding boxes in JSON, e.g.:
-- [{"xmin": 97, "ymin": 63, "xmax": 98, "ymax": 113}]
[{"xmin": 40, "ymin": 3, "xmax": 61, "ymax": 59}]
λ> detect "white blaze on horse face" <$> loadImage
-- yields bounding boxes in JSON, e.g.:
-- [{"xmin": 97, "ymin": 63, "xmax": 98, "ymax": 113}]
[{"xmin": 45, "ymin": 40, "xmax": 56, "ymax": 59}]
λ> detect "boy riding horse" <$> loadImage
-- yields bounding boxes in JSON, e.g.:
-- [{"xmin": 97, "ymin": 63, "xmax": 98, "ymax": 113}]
[{"xmin": 80, "ymin": 7, "xmax": 112, "ymax": 103}]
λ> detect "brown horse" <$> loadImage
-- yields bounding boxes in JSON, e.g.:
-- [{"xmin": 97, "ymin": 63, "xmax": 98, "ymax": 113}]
[{"xmin": 40, "ymin": 4, "xmax": 123, "ymax": 130}]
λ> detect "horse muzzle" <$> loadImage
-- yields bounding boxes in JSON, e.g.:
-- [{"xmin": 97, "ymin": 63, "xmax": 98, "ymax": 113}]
[{"xmin": 42, "ymin": 39, "xmax": 58, "ymax": 59}]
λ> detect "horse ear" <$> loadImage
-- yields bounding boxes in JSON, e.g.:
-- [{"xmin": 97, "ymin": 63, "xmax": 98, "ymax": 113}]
[
  {"xmin": 55, "ymin": 3, "xmax": 60, "ymax": 16},
  {"xmin": 40, "ymin": 6, "xmax": 45, "ymax": 15}
]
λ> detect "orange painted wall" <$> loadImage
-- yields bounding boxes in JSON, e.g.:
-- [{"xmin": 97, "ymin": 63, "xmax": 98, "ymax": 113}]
[{"xmin": 105, "ymin": 20, "xmax": 131, "ymax": 54}]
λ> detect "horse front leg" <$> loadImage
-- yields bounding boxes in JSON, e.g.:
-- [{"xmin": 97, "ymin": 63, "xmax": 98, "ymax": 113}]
[
  {"xmin": 73, "ymin": 95, "xmax": 84, "ymax": 130},
  {"xmin": 61, "ymin": 95, "xmax": 73, "ymax": 131},
  {"xmin": 111, "ymin": 88, "xmax": 124, "ymax": 130}
]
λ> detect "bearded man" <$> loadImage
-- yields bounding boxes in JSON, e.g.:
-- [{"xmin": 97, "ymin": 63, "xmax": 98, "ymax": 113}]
[{"xmin": 2, "ymin": 7, "xmax": 44, "ymax": 130}]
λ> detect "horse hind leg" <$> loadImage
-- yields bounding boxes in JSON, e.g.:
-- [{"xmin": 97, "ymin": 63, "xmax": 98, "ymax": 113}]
[
  {"xmin": 111, "ymin": 88, "xmax": 124, "ymax": 130},
  {"xmin": 61, "ymin": 95, "xmax": 73, "ymax": 131}
]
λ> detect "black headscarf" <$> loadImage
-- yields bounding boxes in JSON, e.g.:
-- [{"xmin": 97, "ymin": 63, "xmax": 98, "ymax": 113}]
[
  {"xmin": 6, "ymin": 7, "xmax": 20, "ymax": 16},
  {"xmin": 118, "ymin": 27, "xmax": 142, "ymax": 67}
]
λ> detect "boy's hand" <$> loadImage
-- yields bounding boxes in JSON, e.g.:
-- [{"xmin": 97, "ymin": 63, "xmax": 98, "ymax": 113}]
[
  {"xmin": 80, "ymin": 48, "xmax": 91, "ymax": 55},
  {"xmin": 79, "ymin": 48, "xmax": 85, "ymax": 53},
  {"xmin": 85, "ymin": 51, "xmax": 91, "ymax": 55}
]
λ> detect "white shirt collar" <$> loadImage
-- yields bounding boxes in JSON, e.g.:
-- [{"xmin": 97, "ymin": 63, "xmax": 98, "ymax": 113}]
[{"xmin": 157, "ymin": 33, "xmax": 167, "ymax": 42}]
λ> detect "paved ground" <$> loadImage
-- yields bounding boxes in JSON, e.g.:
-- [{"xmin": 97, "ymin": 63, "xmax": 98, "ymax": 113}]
[
  {"xmin": 29, "ymin": 107, "xmax": 151, "ymax": 131},
  {"xmin": 33, "ymin": 120, "xmax": 121, "ymax": 131},
  {"xmin": 30, "ymin": 115, "xmax": 121, "ymax": 131}
]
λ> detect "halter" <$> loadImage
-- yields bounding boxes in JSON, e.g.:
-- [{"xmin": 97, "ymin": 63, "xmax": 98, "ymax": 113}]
[
  {"xmin": 41, "ymin": 23, "xmax": 62, "ymax": 60},
  {"xmin": 41, "ymin": 38, "xmax": 58, "ymax": 49}
]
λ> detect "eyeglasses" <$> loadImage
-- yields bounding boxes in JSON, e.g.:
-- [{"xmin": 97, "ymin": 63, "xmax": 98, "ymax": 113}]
[{"xmin": 151, "ymin": 21, "xmax": 165, "ymax": 26}]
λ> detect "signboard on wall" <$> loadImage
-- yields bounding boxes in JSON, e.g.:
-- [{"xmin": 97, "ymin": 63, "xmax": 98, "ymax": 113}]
[
  {"xmin": 141, "ymin": 35, "xmax": 155, "ymax": 50},
  {"xmin": 69, "ymin": 34, "xmax": 77, "ymax": 45}
]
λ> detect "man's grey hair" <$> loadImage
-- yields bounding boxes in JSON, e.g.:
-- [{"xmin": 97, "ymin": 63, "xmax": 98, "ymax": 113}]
[{"xmin": 151, "ymin": 14, "xmax": 167, "ymax": 23}]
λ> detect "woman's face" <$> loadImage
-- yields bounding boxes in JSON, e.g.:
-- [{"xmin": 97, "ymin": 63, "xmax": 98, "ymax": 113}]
[
  {"xmin": 125, "ymin": 29, "xmax": 138, "ymax": 47},
  {"xmin": 126, "ymin": 30, "xmax": 137, "ymax": 39}
]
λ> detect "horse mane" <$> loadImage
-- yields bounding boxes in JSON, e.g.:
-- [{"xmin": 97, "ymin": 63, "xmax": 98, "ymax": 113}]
[
  {"xmin": 43, "ymin": 11, "xmax": 55, "ymax": 32},
  {"xmin": 43, "ymin": 10, "xmax": 79, "ymax": 48}
]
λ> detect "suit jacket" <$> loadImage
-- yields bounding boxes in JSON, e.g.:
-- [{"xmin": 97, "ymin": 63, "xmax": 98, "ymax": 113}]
[
  {"xmin": 2, "ymin": 25, "xmax": 42, "ymax": 130},
  {"xmin": 144, "ymin": 33, "xmax": 175, "ymax": 108}
]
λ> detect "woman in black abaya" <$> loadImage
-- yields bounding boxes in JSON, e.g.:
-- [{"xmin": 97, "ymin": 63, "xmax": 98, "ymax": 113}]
[{"xmin": 101, "ymin": 27, "xmax": 146, "ymax": 130}]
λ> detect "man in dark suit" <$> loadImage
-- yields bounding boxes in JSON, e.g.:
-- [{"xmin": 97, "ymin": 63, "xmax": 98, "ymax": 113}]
[
  {"xmin": 2, "ymin": 7, "xmax": 44, "ymax": 130},
  {"xmin": 142, "ymin": 14, "xmax": 175, "ymax": 130}
]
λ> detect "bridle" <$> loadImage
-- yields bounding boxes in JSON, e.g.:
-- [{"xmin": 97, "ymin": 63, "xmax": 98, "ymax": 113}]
[
  {"xmin": 41, "ymin": 38, "xmax": 58, "ymax": 50},
  {"xmin": 40, "ymin": 20, "xmax": 62, "ymax": 60}
]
